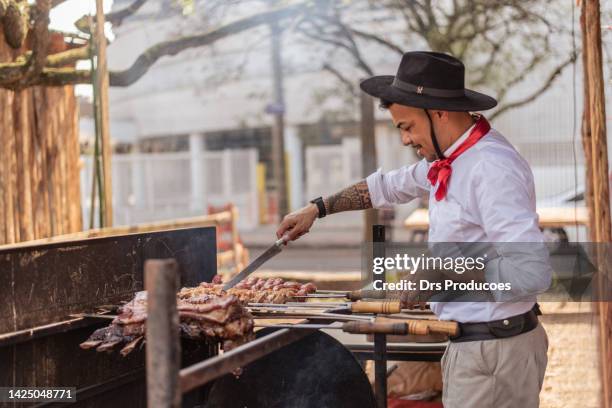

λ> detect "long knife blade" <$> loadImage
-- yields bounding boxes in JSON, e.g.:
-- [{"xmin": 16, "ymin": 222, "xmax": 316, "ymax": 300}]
[{"xmin": 222, "ymin": 236, "xmax": 288, "ymax": 290}]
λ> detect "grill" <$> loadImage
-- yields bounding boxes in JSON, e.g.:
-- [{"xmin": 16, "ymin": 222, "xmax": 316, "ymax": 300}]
[
  {"xmin": 1, "ymin": 225, "xmax": 449, "ymax": 408},
  {"xmin": 0, "ymin": 227, "xmax": 218, "ymax": 406}
]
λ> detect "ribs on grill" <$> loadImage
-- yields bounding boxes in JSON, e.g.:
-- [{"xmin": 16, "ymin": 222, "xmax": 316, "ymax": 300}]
[
  {"xmin": 80, "ymin": 277, "xmax": 316, "ymax": 356},
  {"xmin": 80, "ymin": 290, "xmax": 254, "ymax": 356}
]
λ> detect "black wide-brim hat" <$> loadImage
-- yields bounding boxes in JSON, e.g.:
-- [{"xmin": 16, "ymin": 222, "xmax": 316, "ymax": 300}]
[{"xmin": 360, "ymin": 51, "xmax": 497, "ymax": 111}]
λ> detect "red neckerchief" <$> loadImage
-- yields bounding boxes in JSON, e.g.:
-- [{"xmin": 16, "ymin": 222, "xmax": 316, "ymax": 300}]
[{"xmin": 427, "ymin": 116, "xmax": 491, "ymax": 201}]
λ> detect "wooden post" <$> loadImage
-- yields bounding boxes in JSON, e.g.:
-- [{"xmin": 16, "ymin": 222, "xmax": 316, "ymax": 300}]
[
  {"xmin": 145, "ymin": 259, "xmax": 181, "ymax": 408},
  {"xmin": 95, "ymin": 0, "xmax": 113, "ymax": 226},
  {"xmin": 269, "ymin": 21, "xmax": 289, "ymax": 219},
  {"xmin": 580, "ymin": 6, "xmax": 595, "ymax": 242},
  {"xmin": 584, "ymin": 0, "xmax": 612, "ymax": 243},
  {"xmin": 581, "ymin": 1, "xmax": 611, "ymax": 407},
  {"xmin": 361, "ymin": 92, "xmax": 379, "ymax": 242}
]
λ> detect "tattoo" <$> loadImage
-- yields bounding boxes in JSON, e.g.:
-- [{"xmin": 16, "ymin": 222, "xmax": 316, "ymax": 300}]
[{"xmin": 323, "ymin": 180, "xmax": 372, "ymax": 215}]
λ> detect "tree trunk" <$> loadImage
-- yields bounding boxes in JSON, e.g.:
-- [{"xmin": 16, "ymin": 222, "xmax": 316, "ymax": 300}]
[{"xmin": 0, "ymin": 28, "xmax": 82, "ymax": 245}]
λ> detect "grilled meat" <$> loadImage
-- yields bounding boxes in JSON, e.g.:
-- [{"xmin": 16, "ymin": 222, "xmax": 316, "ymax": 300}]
[
  {"xmin": 80, "ymin": 290, "xmax": 254, "ymax": 355},
  {"xmin": 178, "ymin": 277, "xmax": 317, "ymax": 304},
  {"xmin": 80, "ymin": 277, "xmax": 316, "ymax": 355}
]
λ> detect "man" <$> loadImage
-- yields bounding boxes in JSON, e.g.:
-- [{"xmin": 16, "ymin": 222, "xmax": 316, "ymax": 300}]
[{"xmin": 276, "ymin": 51, "xmax": 551, "ymax": 407}]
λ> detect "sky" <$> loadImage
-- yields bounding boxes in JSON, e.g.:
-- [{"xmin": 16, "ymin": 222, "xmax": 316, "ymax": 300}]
[
  {"xmin": 49, "ymin": 0, "xmax": 114, "ymax": 33},
  {"xmin": 49, "ymin": 0, "xmax": 115, "ymax": 98}
]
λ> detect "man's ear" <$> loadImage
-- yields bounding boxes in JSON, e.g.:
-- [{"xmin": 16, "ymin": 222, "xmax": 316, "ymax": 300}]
[
  {"xmin": 433, "ymin": 110, "xmax": 449, "ymax": 121},
  {"xmin": 436, "ymin": 111, "xmax": 450, "ymax": 122}
]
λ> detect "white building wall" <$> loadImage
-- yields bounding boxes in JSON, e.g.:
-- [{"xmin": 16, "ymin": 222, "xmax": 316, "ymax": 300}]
[{"xmin": 96, "ymin": 1, "xmax": 611, "ymax": 229}]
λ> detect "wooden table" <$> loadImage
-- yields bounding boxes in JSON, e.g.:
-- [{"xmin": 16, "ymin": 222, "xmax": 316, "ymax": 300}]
[{"xmin": 404, "ymin": 207, "xmax": 589, "ymax": 229}]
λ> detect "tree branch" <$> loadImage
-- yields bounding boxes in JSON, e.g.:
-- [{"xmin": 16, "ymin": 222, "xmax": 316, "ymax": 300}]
[
  {"xmin": 322, "ymin": 62, "xmax": 357, "ymax": 96},
  {"xmin": 39, "ymin": 68, "xmax": 91, "ymax": 86},
  {"xmin": 106, "ymin": 0, "xmax": 148, "ymax": 26},
  {"xmin": 109, "ymin": 2, "xmax": 308, "ymax": 87},
  {"xmin": 490, "ymin": 54, "xmax": 576, "ymax": 120},
  {"xmin": 349, "ymin": 27, "xmax": 404, "ymax": 56},
  {"xmin": 38, "ymin": 68, "xmax": 91, "ymax": 86},
  {"xmin": 46, "ymin": 46, "xmax": 90, "ymax": 67},
  {"xmin": 297, "ymin": 14, "xmax": 374, "ymax": 76},
  {"xmin": 0, "ymin": 67, "xmax": 91, "ymax": 90},
  {"xmin": 74, "ymin": 0, "xmax": 148, "ymax": 33}
]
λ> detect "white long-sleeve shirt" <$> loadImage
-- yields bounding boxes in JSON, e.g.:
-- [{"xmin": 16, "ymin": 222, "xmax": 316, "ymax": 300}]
[{"xmin": 366, "ymin": 126, "xmax": 552, "ymax": 323}]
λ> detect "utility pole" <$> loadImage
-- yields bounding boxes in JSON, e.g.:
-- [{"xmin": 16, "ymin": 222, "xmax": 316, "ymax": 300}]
[
  {"xmin": 360, "ymin": 92, "xmax": 378, "ymax": 242},
  {"xmin": 269, "ymin": 21, "xmax": 289, "ymax": 219}
]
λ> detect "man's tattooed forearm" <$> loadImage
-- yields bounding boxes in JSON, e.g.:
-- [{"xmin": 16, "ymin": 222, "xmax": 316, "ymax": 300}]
[{"xmin": 323, "ymin": 180, "xmax": 372, "ymax": 215}]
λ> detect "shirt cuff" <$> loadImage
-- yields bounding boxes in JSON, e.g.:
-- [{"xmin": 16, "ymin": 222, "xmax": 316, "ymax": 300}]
[{"xmin": 366, "ymin": 168, "xmax": 391, "ymax": 209}]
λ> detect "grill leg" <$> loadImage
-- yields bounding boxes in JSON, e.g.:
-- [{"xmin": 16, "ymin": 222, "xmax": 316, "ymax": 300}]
[
  {"xmin": 145, "ymin": 259, "xmax": 181, "ymax": 408},
  {"xmin": 374, "ymin": 333, "xmax": 388, "ymax": 408},
  {"xmin": 372, "ymin": 224, "xmax": 387, "ymax": 408}
]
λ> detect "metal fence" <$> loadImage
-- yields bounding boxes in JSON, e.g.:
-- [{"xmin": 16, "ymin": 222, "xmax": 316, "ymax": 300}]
[{"xmin": 80, "ymin": 149, "xmax": 259, "ymax": 230}]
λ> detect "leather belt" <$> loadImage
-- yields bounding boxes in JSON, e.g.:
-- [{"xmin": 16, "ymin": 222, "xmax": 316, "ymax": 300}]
[{"xmin": 450, "ymin": 304, "xmax": 541, "ymax": 343}]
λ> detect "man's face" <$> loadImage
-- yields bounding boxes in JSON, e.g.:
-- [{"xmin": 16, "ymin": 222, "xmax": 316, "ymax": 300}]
[{"xmin": 388, "ymin": 104, "xmax": 438, "ymax": 162}]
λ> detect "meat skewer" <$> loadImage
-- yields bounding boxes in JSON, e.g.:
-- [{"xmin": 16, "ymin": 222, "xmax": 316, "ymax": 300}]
[
  {"xmin": 179, "ymin": 277, "xmax": 317, "ymax": 305},
  {"xmin": 80, "ymin": 276, "xmax": 317, "ymax": 356},
  {"xmin": 80, "ymin": 290, "xmax": 255, "ymax": 355}
]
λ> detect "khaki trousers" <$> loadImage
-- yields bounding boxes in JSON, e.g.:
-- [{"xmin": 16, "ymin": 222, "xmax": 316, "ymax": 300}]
[{"xmin": 441, "ymin": 323, "xmax": 548, "ymax": 408}]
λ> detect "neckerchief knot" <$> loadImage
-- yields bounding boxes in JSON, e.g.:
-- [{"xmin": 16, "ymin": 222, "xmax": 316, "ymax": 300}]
[{"xmin": 427, "ymin": 116, "xmax": 491, "ymax": 201}]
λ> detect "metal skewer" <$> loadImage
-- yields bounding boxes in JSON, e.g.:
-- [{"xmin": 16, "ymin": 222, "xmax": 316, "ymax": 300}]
[
  {"xmin": 251, "ymin": 311, "xmax": 371, "ymax": 321},
  {"xmin": 248, "ymin": 302, "xmax": 348, "ymax": 308}
]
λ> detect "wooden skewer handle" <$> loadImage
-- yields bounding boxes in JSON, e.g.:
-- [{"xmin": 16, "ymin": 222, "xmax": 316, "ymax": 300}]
[
  {"xmin": 350, "ymin": 300, "xmax": 401, "ymax": 314},
  {"xmin": 342, "ymin": 321, "xmax": 408, "ymax": 335},
  {"xmin": 376, "ymin": 317, "xmax": 459, "ymax": 336},
  {"xmin": 347, "ymin": 290, "xmax": 387, "ymax": 301}
]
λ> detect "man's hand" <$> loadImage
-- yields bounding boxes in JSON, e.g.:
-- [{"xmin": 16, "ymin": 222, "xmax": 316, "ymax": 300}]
[
  {"xmin": 276, "ymin": 203, "xmax": 319, "ymax": 242},
  {"xmin": 276, "ymin": 181, "xmax": 371, "ymax": 242}
]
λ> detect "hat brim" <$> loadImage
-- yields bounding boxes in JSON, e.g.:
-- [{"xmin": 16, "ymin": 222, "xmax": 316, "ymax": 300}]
[{"xmin": 360, "ymin": 75, "xmax": 497, "ymax": 111}]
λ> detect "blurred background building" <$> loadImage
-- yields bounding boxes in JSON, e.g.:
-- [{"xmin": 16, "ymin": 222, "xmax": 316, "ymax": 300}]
[{"xmin": 77, "ymin": 0, "xmax": 611, "ymax": 232}]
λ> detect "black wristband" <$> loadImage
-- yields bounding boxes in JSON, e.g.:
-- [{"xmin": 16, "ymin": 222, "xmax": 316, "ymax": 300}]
[{"xmin": 310, "ymin": 197, "xmax": 326, "ymax": 218}]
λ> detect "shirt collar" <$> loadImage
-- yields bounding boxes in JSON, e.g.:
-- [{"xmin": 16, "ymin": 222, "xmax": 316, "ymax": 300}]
[{"xmin": 443, "ymin": 122, "xmax": 477, "ymax": 157}]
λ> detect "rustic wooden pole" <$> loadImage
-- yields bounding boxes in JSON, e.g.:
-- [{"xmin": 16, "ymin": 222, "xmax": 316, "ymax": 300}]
[
  {"xmin": 269, "ymin": 21, "xmax": 289, "ymax": 219},
  {"xmin": 580, "ymin": 5, "xmax": 595, "ymax": 242},
  {"xmin": 95, "ymin": 0, "xmax": 113, "ymax": 226},
  {"xmin": 66, "ymin": 87, "xmax": 82, "ymax": 233},
  {"xmin": 6, "ymin": 93, "xmax": 17, "ymax": 243},
  {"xmin": 0, "ymin": 93, "xmax": 5, "ymax": 243},
  {"xmin": 581, "ymin": 1, "xmax": 611, "ymax": 407},
  {"xmin": 145, "ymin": 259, "xmax": 181, "ymax": 408},
  {"xmin": 583, "ymin": 0, "xmax": 611, "ymax": 242},
  {"xmin": 15, "ymin": 91, "xmax": 34, "ymax": 242},
  {"xmin": 360, "ymin": 91, "xmax": 378, "ymax": 242}
]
